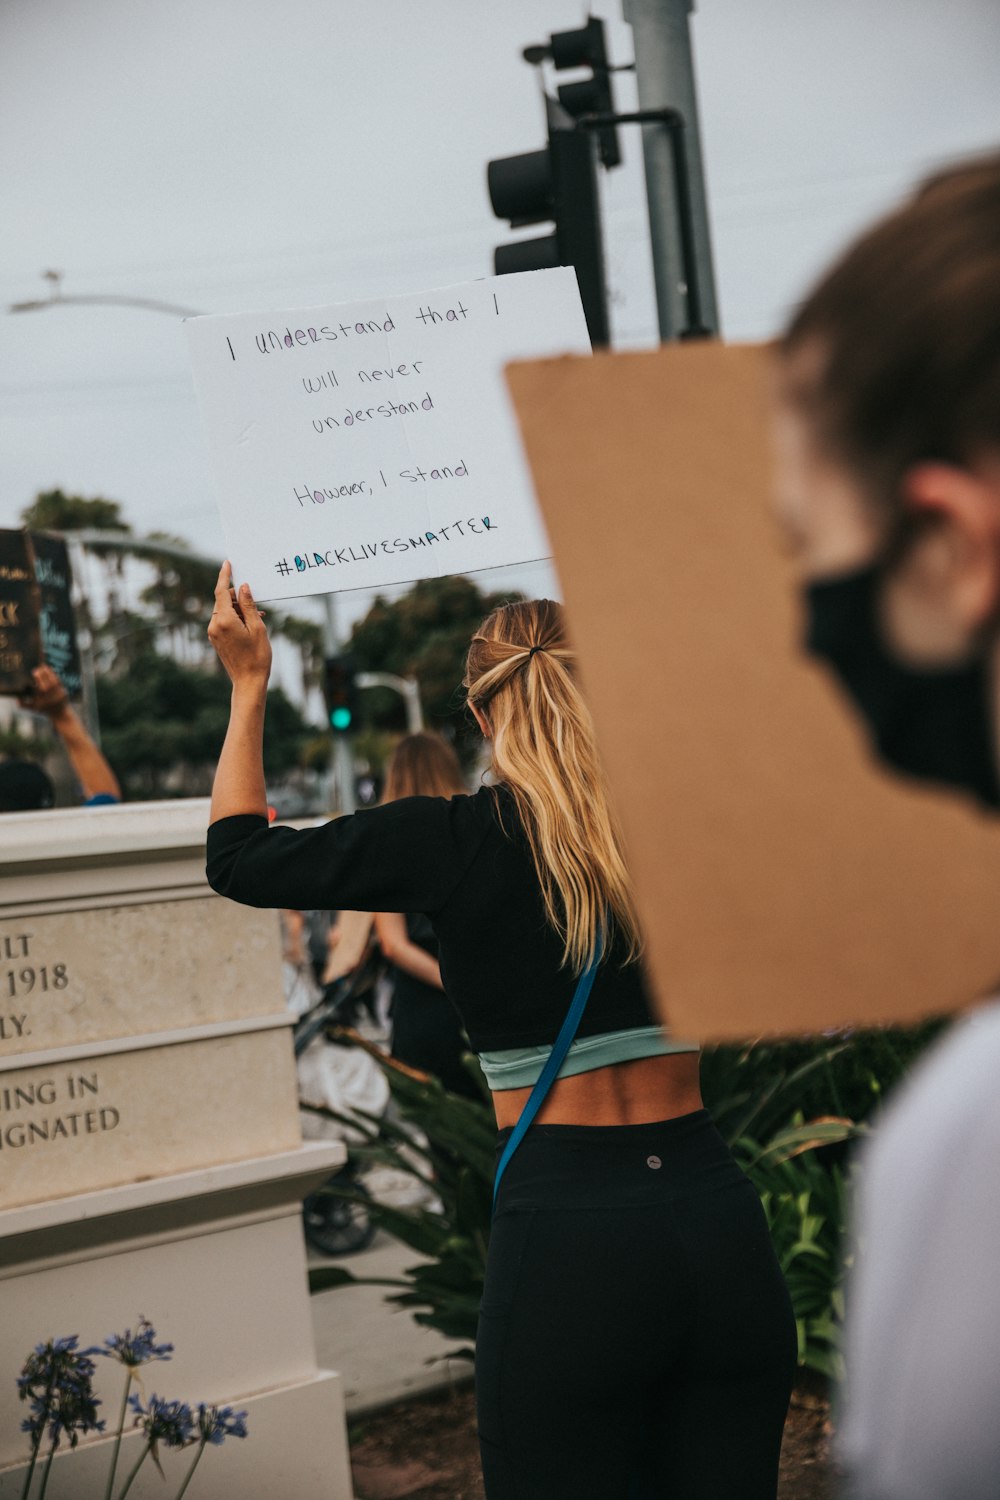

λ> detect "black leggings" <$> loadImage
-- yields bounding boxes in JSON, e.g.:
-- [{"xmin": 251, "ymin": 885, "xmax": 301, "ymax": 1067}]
[{"xmin": 476, "ymin": 1110, "xmax": 797, "ymax": 1499}]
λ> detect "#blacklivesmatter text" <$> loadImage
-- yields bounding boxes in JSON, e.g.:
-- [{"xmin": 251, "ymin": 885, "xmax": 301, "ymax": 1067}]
[{"xmin": 274, "ymin": 513, "xmax": 498, "ymax": 578}]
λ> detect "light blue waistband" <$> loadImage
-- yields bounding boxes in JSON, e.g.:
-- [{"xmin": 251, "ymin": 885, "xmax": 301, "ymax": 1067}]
[{"xmin": 479, "ymin": 1024, "xmax": 700, "ymax": 1090}]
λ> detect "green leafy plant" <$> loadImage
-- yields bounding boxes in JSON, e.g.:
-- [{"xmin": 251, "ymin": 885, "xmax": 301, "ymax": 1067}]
[
  {"xmin": 700, "ymin": 1036, "xmax": 852, "ymax": 1147},
  {"xmin": 701, "ymin": 1022, "xmax": 945, "ymax": 1140},
  {"xmin": 308, "ymin": 1041, "xmax": 494, "ymax": 1358},
  {"xmin": 737, "ymin": 1121, "xmax": 860, "ymax": 1378}
]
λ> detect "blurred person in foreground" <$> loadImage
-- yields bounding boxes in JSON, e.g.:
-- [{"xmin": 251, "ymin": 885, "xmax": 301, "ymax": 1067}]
[
  {"xmin": 376, "ymin": 732, "xmax": 481, "ymax": 1100},
  {"xmin": 0, "ymin": 664, "xmax": 120, "ymax": 811},
  {"xmin": 775, "ymin": 151, "xmax": 1000, "ymax": 1500},
  {"xmin": 205, "ymin": 580, "xmax": 795, "ymax": 1499}
]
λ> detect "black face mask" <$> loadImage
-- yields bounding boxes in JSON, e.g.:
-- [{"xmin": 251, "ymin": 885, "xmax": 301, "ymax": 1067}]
[{"xmin": 803, "ymin": 564, "xmax": 1000, "ymax": 809}]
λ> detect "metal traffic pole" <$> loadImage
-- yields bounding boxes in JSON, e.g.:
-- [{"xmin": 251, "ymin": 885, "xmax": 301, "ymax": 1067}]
[{"xmin": 621, "ymin": 0, "xmax": 719, "ymax": 340}]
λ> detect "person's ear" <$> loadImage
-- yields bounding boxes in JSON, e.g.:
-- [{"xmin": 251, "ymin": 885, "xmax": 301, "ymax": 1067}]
[
  {"xmin": 470, "ymin": 702, "xmax": 492, "ymax": 740},
  {"xmin": 900, "ymin": 462, "xmax": 1000, "ymax": 634}
]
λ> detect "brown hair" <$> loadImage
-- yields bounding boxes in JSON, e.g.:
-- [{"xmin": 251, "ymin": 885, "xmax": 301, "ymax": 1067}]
[
  {"xmin": 781, "ymin": 152, "xmax": 1000, "ymax": 514},
  {"xmin": 464, "ymin": 599, "xmax": 641, "ymax": 971},
  {"xmin": 382, "ymin": 732, "xmax": 466, "ymax": 803}
]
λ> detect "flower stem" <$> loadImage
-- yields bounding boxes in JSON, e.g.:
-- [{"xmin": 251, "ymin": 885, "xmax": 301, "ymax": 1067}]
[
  {"xmin": 20, "ymin": 1365, "xmax": 56, "ymax": 1500},
  {"xmin": 173, "ymin": 1441, "xmax": 206, "ymax": 1500},
  {"xmin": 103, "ymin": 1371, "xmax": 132, "ymax": 1500},
  {"xmin": 36, "ymin": 1438, "xmax": 58, "ymax": 1500},
  {"xmin": 115, "ymin": 1439, "xmax": 151, "ymax": 1500},
  {"xmin": 19, "ymin": 1436, "xmax": 42, "ymax": 1500}
]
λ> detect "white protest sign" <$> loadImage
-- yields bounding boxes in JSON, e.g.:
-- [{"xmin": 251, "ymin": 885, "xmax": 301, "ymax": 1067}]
[{"xmin": 184, "ymin": 269, "xmax": 591, "ymax": 601}]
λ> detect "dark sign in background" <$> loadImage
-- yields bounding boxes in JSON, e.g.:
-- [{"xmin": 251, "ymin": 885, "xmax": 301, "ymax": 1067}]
[
  {"xmin": 28, "ymin": 532, "xmax": 82, "ymax": 698},
  {"xmin": 0, "ymin": 530, "xmax": 43, "ymax": 697}
]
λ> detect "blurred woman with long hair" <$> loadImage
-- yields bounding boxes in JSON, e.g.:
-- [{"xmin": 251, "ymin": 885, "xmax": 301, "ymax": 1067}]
[
  {"xmin": 206, "ymin": 589, "xmax": 795, "ymax": 1499},
  {"xmin": 376, "ymin": 732, "xmax": 479, "ymax": 1098}
]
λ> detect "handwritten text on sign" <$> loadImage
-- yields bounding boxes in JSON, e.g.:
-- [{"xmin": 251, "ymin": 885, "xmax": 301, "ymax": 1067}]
[{"xmin": 184, "ymin": 270, "xmax": 591, "ymax": 601}]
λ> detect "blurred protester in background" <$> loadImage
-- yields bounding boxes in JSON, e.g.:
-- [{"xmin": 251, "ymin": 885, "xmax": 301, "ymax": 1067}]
[
  {"xmin": 279, "ymin": 907, "xmax": 323, "ymax": 1017},
  {"xmin": 0, "ymin": 664, "xmax": 120, "ymax": 811},
  {"xmin": 375, "ymin": 732, "xmax": 480, "ymax": 1099},
  {"xmin": 775, "ymin": 151, "xmax": 1000, "ymax": 1500}
]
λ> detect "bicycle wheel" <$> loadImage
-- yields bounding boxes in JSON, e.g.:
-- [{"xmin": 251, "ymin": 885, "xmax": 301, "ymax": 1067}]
[{"xmin": 303, "ymin": 1175, "xmax": 377, "ymax": 1257}]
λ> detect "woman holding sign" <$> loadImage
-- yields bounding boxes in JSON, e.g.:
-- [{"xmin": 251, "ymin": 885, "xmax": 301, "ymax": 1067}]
[{"xmin": 206, "ymin": 586, "xmax": 795, "ymax": 1498}]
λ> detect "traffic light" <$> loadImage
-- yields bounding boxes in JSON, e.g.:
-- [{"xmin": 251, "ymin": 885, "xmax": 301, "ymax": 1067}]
[
  {"xmin": 548, "ymin": 17, "xmax": 620, "ymax": 169},
  {"xmin": 488, "ymin": 96, "xmax": 609, "ymax": 347},
  {"xmin": 322, "ymin": 654, "xmax": 359, "ymax": 735}
]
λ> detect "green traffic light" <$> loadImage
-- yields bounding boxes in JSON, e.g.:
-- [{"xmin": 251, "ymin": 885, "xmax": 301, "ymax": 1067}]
[{"xmin": 330, "ymin": 706, "xmax": 353, "ymax": 732}]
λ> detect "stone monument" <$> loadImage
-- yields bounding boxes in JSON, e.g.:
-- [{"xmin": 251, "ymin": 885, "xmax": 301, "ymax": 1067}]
[{"xmin": 0, "ymin": 799, "xmax": 353, "ymax": 1498}]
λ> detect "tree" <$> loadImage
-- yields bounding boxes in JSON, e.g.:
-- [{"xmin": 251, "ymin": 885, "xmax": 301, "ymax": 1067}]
[
  {"xmin": 275, "ymin": 613, "xmax": 325, "ymax": 698},
  {"xmin": 90, "ymin": 608, "xmax": 159, "ymax": 675},
  {"xmin": 19, "ymin": 483, "xmax": 329, "ymax": 684},
  {"xmin": 96, "ymin": 651, "xmax": 314, "ymax": 799},
  {"xmin": 349, "ymin": 575, "xmax": 523, "ymax": 756},
  {"xmin": 137, "ymin": 532, "xmax": 218, "ymax": 668},
  {"xmin": 21, "ymin": 489, "xmax": 130, "ymax": 535},
  {"xmin": 12, "ymin": 487, "xmax": 333, "ymax": 800},
  {"xmin": 20, "ymin": 489, "xmax": 132, "ymax": 646}
]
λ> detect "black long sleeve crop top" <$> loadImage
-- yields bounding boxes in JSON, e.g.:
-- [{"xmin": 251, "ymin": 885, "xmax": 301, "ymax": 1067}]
[{"xmin": 206, "ymin": 784, "xmax": 658, "ymax": 1052}]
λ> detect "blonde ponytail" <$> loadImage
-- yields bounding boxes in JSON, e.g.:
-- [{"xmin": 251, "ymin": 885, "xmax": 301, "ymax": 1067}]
[{"xmin": 464, "ymin": 600, "xmax": 641, "ymax": 972}]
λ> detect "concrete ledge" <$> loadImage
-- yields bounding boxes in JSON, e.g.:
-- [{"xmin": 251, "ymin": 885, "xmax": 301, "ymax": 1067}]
[
  {"xmin": 0, "ymin": 1140, "xmax": 346, "ymax": 1272},
  {"xmin": 0, "ymin": 797, "xmax": 213, "ymax": 867},
  {"xmin": 0, "ymin": 1009, "xmax": 294, "ymax": 1076}
]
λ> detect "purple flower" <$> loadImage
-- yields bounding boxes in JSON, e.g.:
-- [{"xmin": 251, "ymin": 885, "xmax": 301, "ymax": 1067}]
[
  {"xmin": 92, "ymin": 1316, "xmax": 173, "ymax": 1369},
  {"xmin": 17, "ymin": 1336, "xmax": 104, "ymax": 1447},
  {"xmin": 196, "ymin": 1404, "xmax": 249, "ymax": 1445},
  {"xmin": 128, "ymin": 1393, "xmax": 195, "ymax": 1450}
]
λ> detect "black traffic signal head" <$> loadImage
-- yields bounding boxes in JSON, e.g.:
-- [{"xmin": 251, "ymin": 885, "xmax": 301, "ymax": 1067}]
[
  {"xmin": 488, "ymin": 147, "xmax": 559, "ymax": 276},
  {"xmin": 323, "ymin": 654, "xmax": 359, "ymax": 734},
  {"xmin": 487, "ymin": 107, "xmax": 608, "ymax": 346},
  {"xmin": 487, "ymin": 148, "xmax": 552, "ymax": 231},
  {"xmin": 549, "ymin": 17, "xmax": 620, "ymax": 168}
]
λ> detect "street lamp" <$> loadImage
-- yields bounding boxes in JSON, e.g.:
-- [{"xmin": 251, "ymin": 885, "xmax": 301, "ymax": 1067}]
[{"xmin": 8, "ymin": 270, "xmax": 202, "ymax": 319}]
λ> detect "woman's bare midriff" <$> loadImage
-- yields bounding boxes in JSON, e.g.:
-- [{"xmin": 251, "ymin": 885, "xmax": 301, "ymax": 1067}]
[{"xmin": 491, "ymin": 1050, "xmax": 703, "ymax": 1129}]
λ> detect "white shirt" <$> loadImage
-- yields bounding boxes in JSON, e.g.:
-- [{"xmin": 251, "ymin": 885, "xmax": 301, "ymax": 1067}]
[{"xmin": 838, "ymin": 999, "xmax": 1000, "ymax": 1499}]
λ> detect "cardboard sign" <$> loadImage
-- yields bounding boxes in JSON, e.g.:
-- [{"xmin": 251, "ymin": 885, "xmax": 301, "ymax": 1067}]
[
  {"xmin": 184, "ymin": 270, "xmax": 591, "ymax": 602},
  {"xmin": 28, "ymin": 532, "xmax": 82, "ymax": 698},
  {"xmin": 0, "ymin": 532, "xmax": 42, "ymax": 697},
  {"xmin": 507, "ymin": 343, "xmax": 1000, "ymax": 1041}
]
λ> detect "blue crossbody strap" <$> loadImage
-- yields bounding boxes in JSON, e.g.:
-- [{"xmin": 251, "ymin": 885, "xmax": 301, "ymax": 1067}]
[{"xmin": 492, "ymin": 930, "xmax": 604, "ymax": 1214}]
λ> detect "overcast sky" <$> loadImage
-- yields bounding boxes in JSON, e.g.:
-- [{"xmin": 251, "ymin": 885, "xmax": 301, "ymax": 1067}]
[{"xmin": 3, "ymin": 0, "xmax": 999, "ymax": 644}]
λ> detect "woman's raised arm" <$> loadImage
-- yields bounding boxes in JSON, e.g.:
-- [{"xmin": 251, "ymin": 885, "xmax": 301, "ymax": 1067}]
[{"xmin": 207, "ymin": 561, "xmax": 272, "ymax": 823}]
